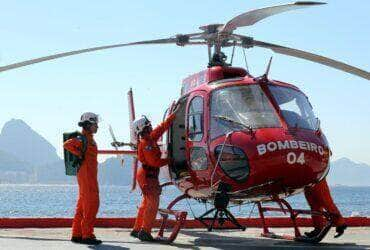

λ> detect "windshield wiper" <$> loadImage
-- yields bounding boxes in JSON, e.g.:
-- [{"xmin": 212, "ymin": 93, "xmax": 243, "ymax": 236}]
[{"xmin": 213, "ymin": 115, "xmax": 253, "ymax": 131}]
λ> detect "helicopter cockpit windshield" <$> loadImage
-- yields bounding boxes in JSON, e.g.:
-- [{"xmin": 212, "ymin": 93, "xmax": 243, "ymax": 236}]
[
  {"xmin": 268, "ymin": 85, "xmax": 318, "ymax": 130},
  {"xmin": 211, "ymin": 85, "xmax": 280, "ymax": 139}
]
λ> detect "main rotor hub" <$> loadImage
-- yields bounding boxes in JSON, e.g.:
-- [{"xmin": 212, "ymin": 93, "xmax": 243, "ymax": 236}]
[{"xmin": 199, "ymin": 24, "xmax": 224, "ymax": 34}]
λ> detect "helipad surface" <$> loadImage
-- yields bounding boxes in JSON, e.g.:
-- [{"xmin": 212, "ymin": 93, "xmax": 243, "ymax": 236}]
[{"xmin": 0, "ymin": 227, "xmax": 369, "ymax": 249}]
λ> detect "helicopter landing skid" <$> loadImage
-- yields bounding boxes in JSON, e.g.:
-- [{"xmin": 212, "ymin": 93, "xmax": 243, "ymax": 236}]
[
  {"xmin": 156, "ymin": 194, "xmax": 189, "ymax": 243},
  {"xmin": 257, "ymin": 199, "xmax": 334, "ymax": 244}
]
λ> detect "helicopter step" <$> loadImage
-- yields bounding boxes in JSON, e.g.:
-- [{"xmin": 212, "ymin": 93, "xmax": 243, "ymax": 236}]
[
  {"xmin": 156, "ymin": 193, "xmax": 188, "ymax": 243},
  {"xmin": 196, "ymin": 183, "xmax": 246, "ymax": 232},
  {"xmin": 257, "ymin": 199, "xmax": 334, "ymax": 243}
]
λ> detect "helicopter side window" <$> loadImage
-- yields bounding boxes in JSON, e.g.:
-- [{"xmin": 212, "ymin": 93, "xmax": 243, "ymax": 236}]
[
  {"xmin": 190, "ymin": 147, "xmax": 208, "ymax": 170},
  {"xmin": 188, "ymin": 96, "xmax": 204, "ymax": 141},
  {"xmin": 269, "ymin": 86, "xmax": 318, "ymax": 130}
]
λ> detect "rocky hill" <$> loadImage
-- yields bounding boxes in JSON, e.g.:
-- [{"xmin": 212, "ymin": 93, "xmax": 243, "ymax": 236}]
[
  {"xmin": 327, "ymin": 157, "xmax": 370, "ymax": 186},
  {"xmin": 0, "ymin": 119, "xmax": 60, "ymax": 165}
]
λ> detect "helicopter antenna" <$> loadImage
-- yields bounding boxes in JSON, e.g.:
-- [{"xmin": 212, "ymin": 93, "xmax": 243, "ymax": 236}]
[
  {"xmin": 230, "ymin": 41, "xmax": 237, "ymax": 65},
  {"xmin": 264, "ymin": 56, "xmax": 273, "ymax": 78},
  {"xmin": 242, "ymin": 48, "xmax": 250, "ymax": 74}
]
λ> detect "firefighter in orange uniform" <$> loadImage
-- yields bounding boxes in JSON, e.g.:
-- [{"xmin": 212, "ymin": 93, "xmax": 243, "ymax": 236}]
[
  {"xmin": 64, "ymin": 112, "xmax": 102, "ymax": 245},
  {"xmin": 130, "ymin": 109, "xmax": 178, "ymax": 241},
  {"xmin": 304, "ymin": 178, "xmax": 347, "ymax": 238}
]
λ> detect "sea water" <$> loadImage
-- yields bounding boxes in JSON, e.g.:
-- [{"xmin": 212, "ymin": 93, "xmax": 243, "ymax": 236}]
[{"xmin": 0, "ymin": 184, "xmax": 369, "ymax": 218}]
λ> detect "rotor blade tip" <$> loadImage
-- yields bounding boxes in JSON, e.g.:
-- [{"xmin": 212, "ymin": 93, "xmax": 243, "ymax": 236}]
[{"xmin": 294, "ymin": 1, "xmax": 327, "ymax": 5}]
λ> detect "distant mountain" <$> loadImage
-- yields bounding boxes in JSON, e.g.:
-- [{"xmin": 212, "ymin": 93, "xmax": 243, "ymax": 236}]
[
  {"xmin": 0, "ymin": 118, "xmax": 140, "ymax": 184},
  {"xmin": 0, "ymin": 119, "xmax": 67, "ymax": 183},
  {"xmin": 0, "ymin": 119, "xmax": 60, "ymax": 165},
  {"xmin": 0, "ymin": 150, "xmax": 32, "ymax": 183},
  {"xmin": 36, "ymin": 160, "xmax": 74, "ymax": 184},
  {"xmin": 328, "ymin": 157, "xmax": 370, "ymax": 186},
  {"xmin": 0, "ymin": 150, "xmax": 29, "ymax": 172},
  {"xmin": 99, "ymin": 156, "xmax": 133, "ymax": 186},
  {"xmin": 98, "ymin": 157, "xmax": 171, "ymax": 186}
]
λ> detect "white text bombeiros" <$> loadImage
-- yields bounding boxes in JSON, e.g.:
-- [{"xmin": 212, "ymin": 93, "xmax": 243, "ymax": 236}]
[{"xmin": 257, "ymin": 140, "xmax": 324, "ymax": 156}]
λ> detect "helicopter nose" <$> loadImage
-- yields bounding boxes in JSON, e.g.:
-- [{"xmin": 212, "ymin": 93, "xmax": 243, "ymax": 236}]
[
  {"xmin": 245, "ymin": 135, "xmax": 329, "ymax": 185},
  {"xmin": 251, "ymin": 140, "xmax": 330, "ymax": 189},
  {"xmin": 209, "ymin": 128, "xmax": 331, "ymax": 195}
]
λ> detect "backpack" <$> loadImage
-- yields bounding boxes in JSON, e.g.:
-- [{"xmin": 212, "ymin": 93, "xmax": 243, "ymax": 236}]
[{"xmin": 63, "ymin": 131, "xmax": 87, "ymax": 176}]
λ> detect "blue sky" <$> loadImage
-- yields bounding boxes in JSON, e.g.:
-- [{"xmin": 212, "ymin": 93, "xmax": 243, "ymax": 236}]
[{"xmin": 0, "ymin": 0, "xmax": 369, "ymax": 164}]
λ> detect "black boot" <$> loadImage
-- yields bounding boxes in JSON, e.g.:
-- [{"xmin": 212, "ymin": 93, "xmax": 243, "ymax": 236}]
[
  {"xmin": 304, "ymin": 228, "xmax": 321, "ymax": 238},
  {"xmin": 130, "ymin": 230, "xmax": 139, "ymax": 239},
  {"xmin": 81, "ymin": 237, "xmax": 103, "ymax": 245},
  {"xmin": 138, "ymin": 229, "xmax": 155, "ymax": 242},
  {"xmin": 71, "ymin": 236, "xmax": 82, "ymax": 243},
  {"xmin": 334, "ymin": 224, "xmax": 347, "ymax": 238}
]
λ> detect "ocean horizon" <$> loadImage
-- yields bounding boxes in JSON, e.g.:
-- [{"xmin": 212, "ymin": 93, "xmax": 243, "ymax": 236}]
[{"xmin": 1, "ymin": 184, "xmax": 369, "ymax": 218}]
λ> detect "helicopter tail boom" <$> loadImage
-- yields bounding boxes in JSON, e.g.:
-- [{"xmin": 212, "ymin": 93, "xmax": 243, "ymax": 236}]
[{"xmin": 127, "ymin": 88, "xmax": 138, "ymax": 191}]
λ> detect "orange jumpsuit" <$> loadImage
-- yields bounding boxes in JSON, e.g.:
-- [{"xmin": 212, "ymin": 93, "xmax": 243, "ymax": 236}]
[
  {"xmin": 133, "ymin": 113, "xmax": 176, "ymax": 234},
  {"xmin": 64, "ymin": 130, "xmax": 99, "ymax": 239},
  {"xmin": 305, "ymin": 179, "xmax": 345, "ymax": 229}
]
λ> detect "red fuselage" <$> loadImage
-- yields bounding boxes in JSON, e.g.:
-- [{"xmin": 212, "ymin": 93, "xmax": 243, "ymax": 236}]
[{"xmin": 168, "ymin": 66, "xmax": 330, "ymax": 202}]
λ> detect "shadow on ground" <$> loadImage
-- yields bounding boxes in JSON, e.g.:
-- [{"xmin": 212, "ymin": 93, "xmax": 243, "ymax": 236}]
[
  {"xmin": 178, "ymin": 229, "xmax": 370, "ymax": 250},
  {"xmin": 0, "ymin": 235, "xmax": 68, "ymax": 242},
  {"xmin": 88, "ymin": 244, "xmax": 129, "ymax": 250},
  {"xmin": 0, "ymin": 230, "xmax": 369, "ymax": 250}
]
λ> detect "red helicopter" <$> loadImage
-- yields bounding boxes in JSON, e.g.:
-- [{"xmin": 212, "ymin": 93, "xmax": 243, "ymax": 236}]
[{"xmin": 1, "ymin": 1, "xmax": 369, "ymax": 244}]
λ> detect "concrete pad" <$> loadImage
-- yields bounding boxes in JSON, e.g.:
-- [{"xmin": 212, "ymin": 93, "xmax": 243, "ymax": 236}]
[{"xmin": 0, "ymin": 227, "xmax": 369, "ymax": 249}]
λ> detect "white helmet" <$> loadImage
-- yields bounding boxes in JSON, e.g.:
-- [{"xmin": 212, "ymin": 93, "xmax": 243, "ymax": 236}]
[
  {"xmin": 133, "ymin": 116, "xmax": 151, "ymax": 135},
  {"xmin": 78, "ymin": 112, "xmax": 100, "ymax": 127}
]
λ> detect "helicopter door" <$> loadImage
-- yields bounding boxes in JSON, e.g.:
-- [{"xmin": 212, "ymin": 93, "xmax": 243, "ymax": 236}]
[
  {"xmin": 167, "ymin": 96, "xmax": 188, "ymax": 179},
  {"xmin": 186, "ymin": 91, "xmax": 210, "ymax": 186}
]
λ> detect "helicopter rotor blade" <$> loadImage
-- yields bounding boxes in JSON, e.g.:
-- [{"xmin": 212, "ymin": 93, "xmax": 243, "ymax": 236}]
[
  {"xmin": 250, "ymin": 40, "xmax": 370, "ymax": 81},
  {"xmin": 0, "ymin": 35, "xmax": 205, "ymax": 73},
  {"xmin": 220, "ymin": 1, "xmax": 326, "ymax": 33}
]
